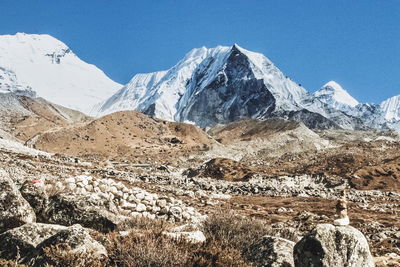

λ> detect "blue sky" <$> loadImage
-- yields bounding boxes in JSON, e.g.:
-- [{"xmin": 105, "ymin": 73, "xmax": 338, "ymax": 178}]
[{"xmin": 1, "ymin": 0, "xmax": 399, "ymax": 103}]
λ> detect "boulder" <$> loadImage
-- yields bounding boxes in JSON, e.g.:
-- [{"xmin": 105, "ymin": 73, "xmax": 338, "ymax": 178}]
[
  {"xmin": 0, "ymin": 171, "xmax": 36, "ymax": 233},
  {"xmin": 20, "ymin": 180, "xmax": 49, "ymax": 221},
  {"xmin": 163, "ymin": 224, "xmax": 206, "ymax": 244},
  {"xmin": 244, "ymin": 235, "xmax": 295, "ymax": 267},
  {"xmin": 0, "ymin": 223, "xmax": 107, "ymax": 266},
  {"xmin": 34, "ymin": 224, "xmax": 107, "ymax": 266},
  {"xmin": 0, "ymin": 223, "xmax": 66, "ymax": 262},
  {"xmin": 44, "ymin": 193, "xmax": 123, "ymax": 232},
  {"xmin": 294, "ymin": 224, "xmax": 374, "ymax": 267},
  {"xmin": 163, "ymin": 230, "xmax": 206, "ymax": 244}
]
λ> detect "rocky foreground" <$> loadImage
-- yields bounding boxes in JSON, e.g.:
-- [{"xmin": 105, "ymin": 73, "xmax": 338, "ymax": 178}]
[{"xmin": 0, "ymin": 142, "xmax": 398, "ymax": 266}]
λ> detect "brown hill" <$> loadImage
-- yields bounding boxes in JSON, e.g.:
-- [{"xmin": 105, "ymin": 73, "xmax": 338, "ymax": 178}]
[
  {"xmin": 208, "ymin": 118, "xmax": 307, "ymax": 144},
  {"xmin": 0, "ymin": 93, "xmax": 89, "ymax": 142},
  {"xmin": 33, "ymin": 110, "xmax": 215, "ymax": 163}
]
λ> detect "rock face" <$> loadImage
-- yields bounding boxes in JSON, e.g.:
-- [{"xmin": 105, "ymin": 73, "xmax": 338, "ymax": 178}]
[
  {"xmin": 0, "ymin": 223, "xmax": 106, "ymax": 266},
  {"xmin": 35, "ymin": 224, "xmax": 107, "ymax": 265},
  {"xmin": 44, "ymin": 193, "xmax": 122, "ymax": 232},
  {"xmin": 293, "ymin": 224, "xmax": 374, "ymax": 267},
  {"xmin": 0, "ymin": 223, "xmax": 66, "ymax": 262},
  {"xmin": 0, "ymin": 171, "xmax": 36, "ymax": 233},
  {"xmin": 20, "ymin": 180, "xmax": 49, "ymax": 221},
  {"xmin": 245, "ymin": 235, "xmax": 295, "ymax": 267}
]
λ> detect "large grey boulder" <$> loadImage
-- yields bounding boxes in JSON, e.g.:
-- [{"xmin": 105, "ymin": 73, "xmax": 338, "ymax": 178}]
[
  {"xmin": 0, "ymin": 223, "xmax": 107, "ymax": 266},
  {"xmin": 294, "ymin": 224, "xmax": 374, "ymax": 267},
  {"xmin": 20, "ymin": 180, "xmax": 49, "ymax": 221},
  {"xmin": 34, "ymin": 224, "xmax": 107, "ymax": 266},
  {"xmin": 0, "ymin": 171, "xmax": 36, "ymax": 233},
  {"xmin": 245, "ymin": 235, "xmax": 295, "ymax": 267},
  {"xmin": 0, "ymin": 223, "xmax": 66, "ymax": 262},
  {"xmin": 44, "ymin": 193, "xmax": 123, "ymax": 232}
]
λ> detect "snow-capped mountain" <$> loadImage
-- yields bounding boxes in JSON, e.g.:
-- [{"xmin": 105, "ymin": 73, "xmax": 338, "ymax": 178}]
[
  {"xmin": 97, "ymin": 44, "xmax": 309, "ymax": 127},
  {"xmin": 312, "ymin": 81, "xmax": 359, "ymax": 113},
  {"xmin": 95, "ymin": 43, "xmax": 400, "ymax": 130},
  {"xmin": 381, "ymin": 95, "xmax": 400, "ymax": 121},
  {"xmin": 0, "ymin": 33, "xmax": 121, "ymax": 114}
]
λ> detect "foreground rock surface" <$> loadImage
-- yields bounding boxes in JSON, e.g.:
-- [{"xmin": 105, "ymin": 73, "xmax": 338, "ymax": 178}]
[
  {"xmin": 294, "ymin": 224, "xmax": 374, "ymax": 267},
  {"xmin": 0, "ymin": 171, "xmax": 36, "ymax": 233},
  {"xmin": 44, "ymin": 193, "xmax": 122, "ymax": 232},
  {"xmin": 245, "ymin": 235, "xmax": 295, "ymax": 267},
  {"xmin": 0, "ymin": 223, "xmax": 66, "ymax": 261},
  {"xmin": 0, "ymin": 223, "xmax": 106, "ymax": 266}
]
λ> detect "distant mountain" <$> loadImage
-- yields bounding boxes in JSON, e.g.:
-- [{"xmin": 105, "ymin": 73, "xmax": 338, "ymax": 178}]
[
  {"xmin": 0, "ymin": 33, "xmax": 121, "ymax": 114},
  {"xmin": 381, "ymin": 95, "xmax": 400, "ymax": 121},
  {"xmin": 96, "ymin": 44, "xmax": 313, "ymax": 127},
  {"xmin": 0, "ymin": 34, "xmax": 398, "ymax": 131},
  {"xmin": 312, "ymin": 81, "xmax": 359, "ymax": 112},
  {"xmin": 96, "ymin": 43, "xmax": 399, "ymax": 130}
]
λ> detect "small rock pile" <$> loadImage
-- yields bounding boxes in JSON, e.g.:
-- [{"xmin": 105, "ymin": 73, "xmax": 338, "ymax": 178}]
[{"xmin": 47, "ymin": 175, "xmax": 204, "ymax": 223}]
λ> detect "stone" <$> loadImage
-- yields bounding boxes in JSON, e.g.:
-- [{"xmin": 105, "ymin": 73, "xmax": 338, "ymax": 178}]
[
  {"xmin": 135, "ymin": 203, "xmax": 146, "ymax": 212},
  {"xmin": 0, "ymin": 223, "xmax": 66, "ymax": 262},
  {"xmin": 163, "ymin": 230, "xmax": 206, "ymax": 244},
  {"xmin": 163, "ymin": 224, "xmax": 206, "ymax": 244},
  {"xmin": 20, "ymin": 180, "xmax": 49, "ymax": 221},
  {"xmin": 44, "ymin": 193, "xmax": 121, "ymax": 232},
  {"xmin": 65, "ymin": 177, "xmax": 75, "ymax": 184},
  {"xmin": 135, "ymin": 192, "xmax": 145, "ymax": 200},
  {"xmin": 244, "ymin": 235, "xmax": 295, "ymax": 267},
  {"xmin": 0, "ymin": 172, "xmax": 36, "ymax": 233},
  {"xmin": 169, "ymin": 206, "xmax": 182, "ymax": 217},
  {"xmin": 156, "ymin": 199, "xmax": 167, "ymax": 208},
  {"xmin": 294, "ymin": 224, "xmax": 374, "ymax": 267},
  {"xmin": 34, "ymin": 224, "xmax": 107, "ymax": 266},
  {"xmin": 334, "ymin": 194, "xmax": 350, "ymax": 226}
]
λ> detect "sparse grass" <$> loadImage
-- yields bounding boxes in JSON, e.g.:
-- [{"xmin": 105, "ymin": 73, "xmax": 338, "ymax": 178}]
[
  {"xmin": 43, "ymin": 243, "xmax": 107, "ymax": 267},
  {"xmin": 0, "ymin": 258, "xmax": 27, "ymax": 267},
  {"xmin": 100, "ymin": 212, "xmax": 270, "ymax": 266}
]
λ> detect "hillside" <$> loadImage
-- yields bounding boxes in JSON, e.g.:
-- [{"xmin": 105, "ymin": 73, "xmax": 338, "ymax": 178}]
[{"xmin": 33, "ymin": 110, "xmax": 215, "ymax": 162}]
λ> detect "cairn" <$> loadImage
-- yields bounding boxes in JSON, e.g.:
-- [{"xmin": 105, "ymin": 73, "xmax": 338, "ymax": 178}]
[{"xmin": 333, "ymin": 190, "xmax": 349, "ymax": 226}]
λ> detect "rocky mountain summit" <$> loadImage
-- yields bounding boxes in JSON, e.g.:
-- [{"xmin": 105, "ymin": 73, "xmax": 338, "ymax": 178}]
[{"xmin": 96, "ymin": 44, "xmax": 399, "ymax": 131}]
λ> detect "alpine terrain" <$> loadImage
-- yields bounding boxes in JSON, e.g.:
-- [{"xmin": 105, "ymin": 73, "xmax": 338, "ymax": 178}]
[{"xmin": 0, "ymin": 33, "xmax": 399, "ymax": 267}]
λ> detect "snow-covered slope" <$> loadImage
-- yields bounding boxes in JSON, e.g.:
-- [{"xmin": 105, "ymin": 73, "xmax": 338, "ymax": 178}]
[
  {"xmin": 381, "ymin": 95, "xmax": 400, "ymax": 121},
  {"xmin": 0, "ymin": 33, "xmax": 121, "ymax": 114},
  {"xmin": 312, "ymin": 81, "xmax": 359, "ymax": 112},
  {"xmin": 97, "ymin": 44, "xmax": 308, "ymax": 127}
]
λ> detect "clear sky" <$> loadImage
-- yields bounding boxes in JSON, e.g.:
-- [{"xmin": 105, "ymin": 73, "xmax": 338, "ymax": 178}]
[{"xmin": 1, "ymin": 0, "xmax": 399, "ymax": 103}]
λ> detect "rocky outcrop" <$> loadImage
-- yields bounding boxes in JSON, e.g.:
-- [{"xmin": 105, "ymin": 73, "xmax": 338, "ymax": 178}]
[
  {"xmin": 184, "ymin": 158, "xmax": 253, "ymax": 182},
  {"xmin": 0, "ymin": 223, "xmax": 66, "ymax": 262},
  {"xmin": 44, "ymin": 193, "xmax": 123, "ymax": 232},
  {"xmin": 0, "ymin": 223, "xmax": 106, "ymax": 266},
  {"xmin": 245, "ymin": 235, "xmax": 295, "ymax": 267},
  {"xmin": 20, "ymin": 180, "xmax": 49, "ymax": 221},
  {"xmin": 0, "ymin": 170, "xmax": 36, "ymax": 233},
  {"xmin": 34, "ymin": 224, "xmax": 107, "ymax": 266},
  {"xmin": 293, "ymin": 224, "xmax": 374, "ymax": 267},
  {"xmin": 163, "ymin": 224, "xmax": 206, "ymax": 244}
]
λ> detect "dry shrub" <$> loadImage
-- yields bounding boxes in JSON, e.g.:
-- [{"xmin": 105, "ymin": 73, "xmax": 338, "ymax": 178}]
[
  {"xmin": 95, "ymin": 212, "xmax": 271, "ymax": 266},
  {"xmin": 43, "ymin": 243, "xmax": 107, "ymax": 267},
  {"xmin": 106, "ymin": 231, "xmax": 193, "ymax": 267},
  {"xmin": 0, "ymin": 258, "xmax": 27, "ymax": 267},
  {"xmin": 202, "ymin": 211, "xmax": 269, "ymax": 251},
  {"xmin": 190, "ymin": 244, "xmax": 251, "ymax": 267}
]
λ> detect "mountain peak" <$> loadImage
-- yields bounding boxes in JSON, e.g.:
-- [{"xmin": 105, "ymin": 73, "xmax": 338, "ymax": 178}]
[
  {"xmin": 381, "ymin": 94, "xmax": 400, "ymax": 121},
  {"xmin": 0, "ymin": 33, "xmax": 121, "ymax": 114},
  {"xmin": 315, "ymin": 81, "xmax": 359, "ymax": 108}
]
